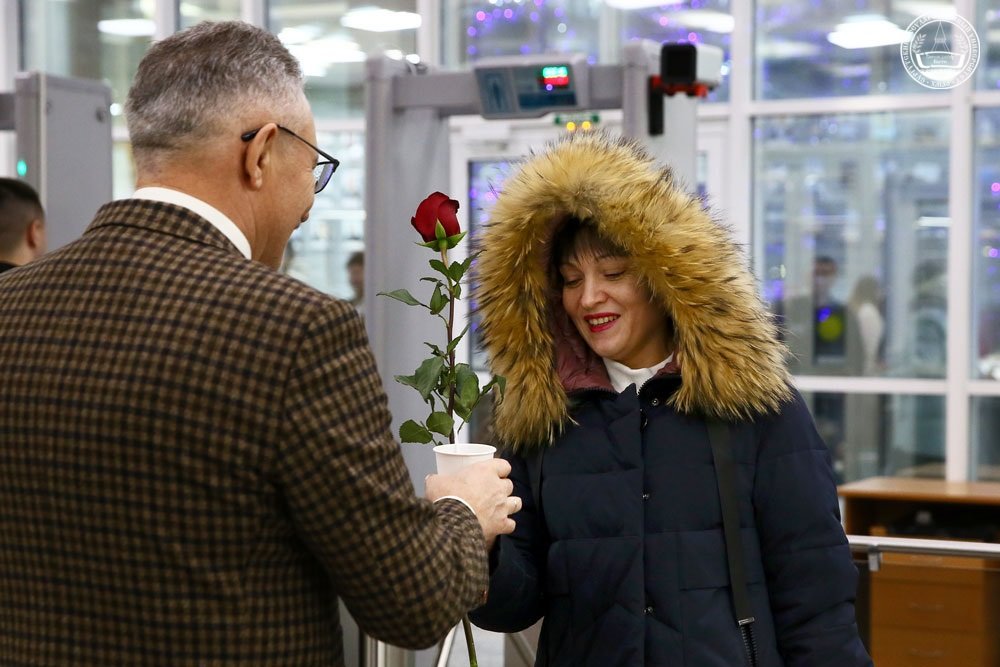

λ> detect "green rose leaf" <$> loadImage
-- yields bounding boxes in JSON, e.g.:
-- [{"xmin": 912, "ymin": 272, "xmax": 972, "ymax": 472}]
[
  {"xmin": 378, "ymin": 289, "xmax": 422, "ymax": 307},
  {"xmin": 429, "ymin": 284, "xmax": 448, "ymax": 315},
  {"xmin": 395, "ymin": 356, "xmax": 445, "ymax": 401},
  {"xmin": 449, "ymin": 257, "xmax": 473, "ymax": 282},
  {"xmin": 399, "ymin": 419, "xmax": 433, "ymax": 444},
  {"xmin": 426, "ymin": 411, "xmax": 455, "ymax": 437},
  {"xmin": 454, "ymin": 363, "xmax": 480, "ymax": 420},
  {"xmin": 429, "ymin": 259, "xmax": 450, "ymax": 280},
  {"xmin": 446, "ymin": 323, "xmax": 470, "ymax": 354},
  {"xmin": 483, "ymin": 374, "xmax": 507, "ymax": 401}
]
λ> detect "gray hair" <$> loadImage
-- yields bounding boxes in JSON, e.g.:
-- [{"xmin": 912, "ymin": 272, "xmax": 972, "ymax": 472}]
[{"xmin": 125, "ymin": 21, "xmax": 303, "ymax": 164}]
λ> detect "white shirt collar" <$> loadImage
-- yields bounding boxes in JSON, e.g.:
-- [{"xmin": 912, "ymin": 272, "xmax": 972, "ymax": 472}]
[
  {"xmin": 603, "ymin": 354, "xmax": 674, "ymax": 394},
  {"xmin": 132, "ymin": 187, "xmax": 252, "ymax": 260}
]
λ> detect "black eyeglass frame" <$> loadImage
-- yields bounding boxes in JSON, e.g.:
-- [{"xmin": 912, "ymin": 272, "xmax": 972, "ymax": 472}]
[{"xmin": 241, "ymin": 124, "xmax": 340, "ymax": 194}]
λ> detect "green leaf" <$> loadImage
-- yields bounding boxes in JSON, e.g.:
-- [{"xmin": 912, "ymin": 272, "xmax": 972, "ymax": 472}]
[
  {"xmin": 412, "ymin": 356, "xmax": 446, "ymax": 401},
  {"xmin": 429, "ymin": 284, "xmax": 448, "ymax": 315},
  {"xmin": 399, "ymin": 420, "xmax": 433, "ymax": 444},
  {"xmin": 449, "ymin": 257, "xmax": 473, "ymax": 282},
  {"xmin": 444, "ymin": 231, "xmax": 467, "ymax": 250},
  {"xmin": 429, "ymin": 259, "xmax": 450, "ymax": 280},
  {"xmin": 378, "ymin": 289, "xmax": 422, "ymax": 307},
  {"xmin": 450, "ymin": 282, "xmax": 462, "ymax": 300},
  {"xmin": 455, "ymin": 364, "xmax": 480, "ymax": 415},
  {"xmin": 423, "ymin": 341, "xmax": 444, "ymax": 357},
  {"xmin": 426, "ymin": 411, "xmax": 455, "ymax": 437},
  {"xmin": 446, "ymin": 324, "xmax": 470, "ymax": 354},
  {"xmin": 483, "ymin": 374, "xmax": 507, "ymax": 402}
]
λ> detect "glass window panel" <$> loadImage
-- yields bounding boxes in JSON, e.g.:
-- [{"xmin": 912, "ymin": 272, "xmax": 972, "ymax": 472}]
[
  {"xmin": 755, "ymin": 111, "xmax": 949, "ymax": 379},
  {"xmin": 615, "ymin": 1, "xmax": 732, "ymax": 102},
  {"xmin": 978, "ymin": 4, "xmax": 1000, "ymax": 90},
  {"xmin": 20, "ymin": 0, "xmax": 153, "ymax": 130},
  {"xmin": 973, "ymin": 109, "xmax": 1000, "ymax": 379},
  {"xmin": 467, "ymin": 158, "xmax": 517, "ymax": 372},
  {"xmin": 803, "ymin": 391, "xmax": 945, "ymax": 483},
  {"xmin": 180, "ymin": 1, "xmax": 242, "ymax": 29},
  {"xmin": 971, "ymin": 397, "xmax": 1000, "ymax": 481},
  {"xmin": 442, "ymin": 1, "xmax": 600, "ymax": 65},
  {"xmin": 442, "ymin": 1, "xmax": 732, "ymax": 102},
  {"xmin": 269, "ymin": 0, "xmax": 419, "ymax": 119},
  {"xmin": 282, "ymin": 130, "xmax": 365, "ymax": 299},
  {"xmin": 755, "ymin": 1, "xmax": 957, "ymax": 99}
]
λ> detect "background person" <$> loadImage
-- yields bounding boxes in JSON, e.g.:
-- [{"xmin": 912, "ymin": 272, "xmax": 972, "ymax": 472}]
[
  {"xmin": 346, "ymin": 249, "xmax": 365, "ymax": 314},
  {"xmin": 0, "ymin": 21, "xmax": 516, "ymax": 665},
  {"xmin": 0, "ymin": 177, "xmax": 46, "ymax": 272},
  {"xmin": 469, "ymin": 131, "xmax": 872, "ymax": 666}
]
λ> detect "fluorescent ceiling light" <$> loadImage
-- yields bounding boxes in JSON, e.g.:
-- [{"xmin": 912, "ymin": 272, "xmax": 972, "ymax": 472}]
[
  {"xmin": 894, "ymin": 1, "xmax": 956, "ymax": 19},
  {"xmin": 917, "ymin": 216, "xmax": 950, "ymax": 228},
  {"xmin": 604, "ymin": 0, "xmax": 685, "ymax": 9},
  {"xmin": 286, "ymin": 37, "xmax": 366, "ymax": 77},
  {"xmin": 278, "ymin": 25, "xmax": 323, "ymax": 45},
  {"xmin": 340, "ymin": 7, "xmax": 421, "ymax": 32},
  {"xmin": 828, "ymin": 15, "xmax": 910, "ymax": 49},
  {"xmin": 757, "ymin": 40, "xmax": 821, "ymax": 59},
  {"xmin": 671, "ymin": 9, "xmax": 735, "ymax": 34},
  {"xmin": 97, "ymin": 18, "xmax": 156, "ymax": 37}
]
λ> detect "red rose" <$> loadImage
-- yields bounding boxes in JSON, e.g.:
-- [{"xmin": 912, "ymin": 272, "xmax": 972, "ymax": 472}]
[{"xmin": 411, "ymin": 191, "xmax": 461, "ymax": 242}]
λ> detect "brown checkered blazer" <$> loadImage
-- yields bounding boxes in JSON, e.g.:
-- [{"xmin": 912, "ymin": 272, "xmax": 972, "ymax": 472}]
[{"xmin": 0, "ymin": 199, "xmax": 488, "ymax": 665}]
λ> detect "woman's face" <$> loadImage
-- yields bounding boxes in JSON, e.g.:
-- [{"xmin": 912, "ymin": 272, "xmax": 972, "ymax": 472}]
[{"xmin": 560, "ymin": 252, "xmax": 671, "ymax": 369}]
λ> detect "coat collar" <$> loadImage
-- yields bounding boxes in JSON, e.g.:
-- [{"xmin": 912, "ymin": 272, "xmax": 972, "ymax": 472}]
[{"xmin": 85, "ymin": 198, "xmax": 248, "ymax": 259}]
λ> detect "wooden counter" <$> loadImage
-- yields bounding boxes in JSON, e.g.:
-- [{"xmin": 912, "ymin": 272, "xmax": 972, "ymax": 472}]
[{"xmin": 839, "ymin": 477, "xmax": 1000, "ymax": 667}]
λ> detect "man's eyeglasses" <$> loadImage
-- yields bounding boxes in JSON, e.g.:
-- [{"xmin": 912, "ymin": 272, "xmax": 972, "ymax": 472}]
[{"xmin": 241, "ymin": 124, "xmax": 340, "ymax": 194}]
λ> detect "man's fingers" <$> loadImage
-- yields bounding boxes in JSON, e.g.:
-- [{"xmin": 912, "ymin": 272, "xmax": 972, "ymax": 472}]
[{"xmin": 507, "ymin": 495, "xmax": 522, "ymax": 514}]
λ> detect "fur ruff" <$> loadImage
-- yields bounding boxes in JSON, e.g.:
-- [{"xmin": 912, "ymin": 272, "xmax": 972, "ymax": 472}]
[{"xmin": 474, "ymin": 130, "xmax": 791, "ymax": 451}]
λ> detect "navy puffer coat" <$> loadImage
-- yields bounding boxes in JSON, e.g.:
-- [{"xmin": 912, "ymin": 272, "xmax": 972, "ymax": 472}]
[{"xmin": 471, "ymin": 377, "xmax": 871, "ymax": 665}]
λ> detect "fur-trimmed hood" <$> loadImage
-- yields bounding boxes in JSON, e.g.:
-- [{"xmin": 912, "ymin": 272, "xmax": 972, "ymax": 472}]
[{"xmin": 474, "ymin": 130, "xmax": 790, "ymax": 450}]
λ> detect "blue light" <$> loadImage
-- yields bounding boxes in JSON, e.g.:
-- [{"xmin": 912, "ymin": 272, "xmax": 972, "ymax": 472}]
[{"xmin": 16, "ymin": 159, "xmax": 27, "ymax": 177}]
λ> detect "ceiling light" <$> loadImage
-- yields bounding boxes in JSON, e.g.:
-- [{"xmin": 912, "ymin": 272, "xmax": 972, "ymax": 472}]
[
  {"xmin": 828, "ymin": 15, "xmax": 910, "ymax": 49},
  {"xmin": 286, "ymin": 38, "xmax": 366, "ymax": 77},
  {"xmin": 278, "ymin": 25, "xmax": 323, "ymax": 45},
  {"xmin": 604, "ymin": 0, "xmax": 685, "ymax": 9},
  {"xmin": 671, "ymin": 9, "xmax": 735, "ymax": 34},
  {"xmin": 340, "ymin": 7, "xmax": 421, "ymax": 32},
  {"xmin": 97, "ymin": 18, "xmax": 156, "ymax": 37}
]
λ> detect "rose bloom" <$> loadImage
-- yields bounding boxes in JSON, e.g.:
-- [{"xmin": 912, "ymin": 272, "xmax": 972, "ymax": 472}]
[{"xmin": 411, "ymin": 192, "xmax": 461, "ymax": 242}]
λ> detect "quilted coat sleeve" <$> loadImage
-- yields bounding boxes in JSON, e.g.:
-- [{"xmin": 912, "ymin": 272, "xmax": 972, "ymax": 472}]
[
  {"xmin": 753, "ymin": 390, "xmax": 874, "ymax": 667},
  {"xmin": 276, "ymin": 299, "xmax": 488, "ymax": 649},
  {"xmin": 469, "ymin": 450, "xmax": 547, "ymax": 633}
]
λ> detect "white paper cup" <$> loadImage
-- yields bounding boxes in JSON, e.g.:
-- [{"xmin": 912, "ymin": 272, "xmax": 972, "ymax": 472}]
[{"xmin": 433, "ymin": 443, "xmax": 497, "ymax": 476}]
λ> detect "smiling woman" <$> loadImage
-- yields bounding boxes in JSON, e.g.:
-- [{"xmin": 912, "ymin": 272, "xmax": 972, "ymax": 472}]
[{"xmin": 468, "ymin": 129, "xmax": 873, "ymax": 666}]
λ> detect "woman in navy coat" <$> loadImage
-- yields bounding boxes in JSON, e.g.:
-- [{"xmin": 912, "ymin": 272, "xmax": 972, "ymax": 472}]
[{"xmin": 470, "ymin": 130, "xmax": 873, "ymax": 666}]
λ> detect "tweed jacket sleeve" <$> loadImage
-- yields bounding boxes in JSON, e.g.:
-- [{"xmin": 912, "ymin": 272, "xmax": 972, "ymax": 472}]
[
  {"xmin": 753, "ymin": 391, "xmax": 873, "ymax": 667},
  {"xmin": 276, "ymin": 299, "xmax": 489, "ymax": 649}
]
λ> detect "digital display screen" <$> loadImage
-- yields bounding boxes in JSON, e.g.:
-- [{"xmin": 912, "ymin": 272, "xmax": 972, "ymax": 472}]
[{"xmin": 538, "ymin": 65, "xmax": 571, "ymax": 91}]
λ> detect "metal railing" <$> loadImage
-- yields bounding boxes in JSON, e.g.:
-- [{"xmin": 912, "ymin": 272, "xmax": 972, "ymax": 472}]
[{"xmin": 848, "ymin": 534, "xmax": 1000, "ymax": 571}]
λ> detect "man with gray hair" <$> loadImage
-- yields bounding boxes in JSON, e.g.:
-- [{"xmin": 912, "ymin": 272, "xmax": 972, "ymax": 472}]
[
  {"xmin": 0, "ymin": 21, "xmax": 518, "ymax": 665},
  {"xmin": 0, "ymin": 177, "xmax": 46, "ymax": 272}
]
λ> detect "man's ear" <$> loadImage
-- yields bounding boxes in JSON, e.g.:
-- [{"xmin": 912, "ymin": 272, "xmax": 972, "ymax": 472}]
[
  {"xmin": 26, "ymin": 218, "xmax": 46, "ymax": 253},
  {"xmin": 243, "ymin": 123, "xmax": 280, "ymax": 192}
]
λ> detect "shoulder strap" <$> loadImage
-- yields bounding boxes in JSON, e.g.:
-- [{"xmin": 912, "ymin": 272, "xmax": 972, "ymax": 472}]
[
  {"xmin": 528, "ymin": 449, "xmax": 543, "ymax": 518},
  {"xmin": 707, "ymin": 420, "xmax": 757, "ymax": 631}
]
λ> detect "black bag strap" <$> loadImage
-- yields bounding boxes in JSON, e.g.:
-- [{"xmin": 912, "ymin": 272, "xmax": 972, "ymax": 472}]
[
  {"xmin": 528, "ymin": 449, "xmax": 543, "ymax": 518},
  {"xmin": 707, "ymin": 419, "xmax": 758, "ymax": 663}
]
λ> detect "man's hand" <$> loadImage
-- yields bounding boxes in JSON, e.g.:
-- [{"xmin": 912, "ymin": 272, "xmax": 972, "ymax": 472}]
[{"xmin": 426, "ymin": 458, "xmax": 519, "ymax": 549}]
